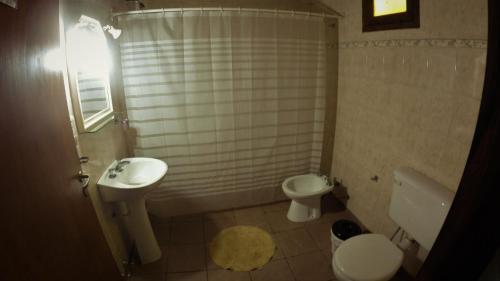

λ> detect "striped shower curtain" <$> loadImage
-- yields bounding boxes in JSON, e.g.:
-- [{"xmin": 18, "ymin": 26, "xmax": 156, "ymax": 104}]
[{"xmin": 116, "ymin": 11, "xmax": 326, "ymax": 213}]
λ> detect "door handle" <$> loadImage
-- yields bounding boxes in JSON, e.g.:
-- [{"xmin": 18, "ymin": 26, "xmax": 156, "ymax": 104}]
[{"xmin": 78, "ymin": 170, "xmax": 90, "ymax": 197}]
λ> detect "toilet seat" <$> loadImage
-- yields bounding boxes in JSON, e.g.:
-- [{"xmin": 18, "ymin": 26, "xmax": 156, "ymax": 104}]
[{"xmin": 333, "ymin": 234, "xmax": 403, "ymax": 281}]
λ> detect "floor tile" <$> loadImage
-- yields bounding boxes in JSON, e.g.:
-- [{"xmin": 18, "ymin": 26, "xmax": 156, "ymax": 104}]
[
  {"xmin": 233, "ymin": 206, "xmax": 265, "ymax": 224},
  {"xmin": 166, "ymin": 271, "xmax": 207, "ymax": 281},
  {"xmin": 312, "ymin": 210, "xmax": 363, "ymax": 229},
  {"xmin": 132, "ymin": 256, "xmax": 167, "ymax": 275},
  {"xmin": 207, "ymin": 269, "xmax": 251, "ymax": 281},
  {"xmin": 130, "ymin": 273, "xmax": 165, "ymax": 281},
  {"xmin": 167, "ymin": 243, "xmax": 206, "ymax": 272},
  {"xmin": 287, "ymin": 252, "xmax": 334, "ymax": 281},
  {"xmin": 390, "ymin": 268, "xmax": 414, "ymax": 281},
  {"xmin": 204, "ymin": 217, "xmax": 237, "ymax": 242},
  {"xmin": 264, "ymin": 211, "xmax": 304, "ymax": 233},
  {"xmin": 250, "ymin": 221, "xmax": 273, "ymax": 233},
  {"xmin": 275, "ymin": 228, "xmax": 318, "ymax": 257},
  {"xmin": 170, "ymin": 221, "xmax": 204, "ymax": 244},
  {"xmin": 269, "ymin": 234, "xmax": 285, "ymax": 260},
  {"xmin": 153, "ymin": 223, "xmax": 171, "ymax": 243},
  {"xmin": 305, "ymin": 221, "xmax": 333, "ymax": 250},
  {"xmin": 250, "ymin": 260, "xmax": 295, "ymax": 281},
  {"xmin": 205, "ymin": 210, "xmax": 235, "ymax": 220},
  {"xmin": 321, "ymin": 249, "xmax": 333, "ymax": 264},
  {"xmin": 233, "ymin": 206, "xmax": 272, "ymax": 232},
  {"xmin": 149, "ymin": 214, "xmax": 171, "ymax": 225},
  {"xmin": 205, "ymin": 244, "xmax": 220, "ymax": 270},
  {"xmin": 262, "ymin": 201, "xmax": 290, "ymax": 213},
  {"xmin": 171, "ymin": 214, "xmax": 204, "ymax": 223}
]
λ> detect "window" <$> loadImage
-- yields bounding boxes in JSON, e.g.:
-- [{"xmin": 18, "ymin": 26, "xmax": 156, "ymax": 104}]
[
  {"xmin": 374, "ymin": 0, "xmax": 407, "ymax": 16},
  {"xmin": 362, "ymin": 0, "xmax": 419, "ymax": 32}
]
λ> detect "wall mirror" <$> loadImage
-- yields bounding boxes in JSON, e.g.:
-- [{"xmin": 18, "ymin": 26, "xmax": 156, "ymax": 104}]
[{"xmin": 66, "ymin": 15, "xmax": 114, "ymax": 133}]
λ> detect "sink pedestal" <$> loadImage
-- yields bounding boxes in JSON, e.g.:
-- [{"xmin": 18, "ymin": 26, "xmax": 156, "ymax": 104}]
[
  {"xmin": 122, "ymin": 198, "xmax": 161, "ymax": 264},
  {"xmin": 97, "ymin": 158, "xmax": 168, "ymax": 264}
]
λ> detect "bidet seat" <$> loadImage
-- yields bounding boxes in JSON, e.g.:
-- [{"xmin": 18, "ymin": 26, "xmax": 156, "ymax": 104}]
[{"xmin": 333, "ymin": 234, "xmax": 403, "ymax": 281}]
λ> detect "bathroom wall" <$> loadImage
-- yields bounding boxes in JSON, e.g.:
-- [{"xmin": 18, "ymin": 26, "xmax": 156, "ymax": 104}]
[
  {"xmin": 61, "ymin": 0, "xmax": 131, "ymax": 274},
  {"xmin": 321, "ymin": 0, "xmax": 487, "ymax": 253},
  {"xmin": 77, "ymin": 124, "xmax": 130, "ymax": 273}
]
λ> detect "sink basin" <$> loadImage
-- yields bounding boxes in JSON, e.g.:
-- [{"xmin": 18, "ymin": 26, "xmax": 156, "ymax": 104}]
[
  {"xmin": 97, "ymin": 157, "xmax": 167, "ymax": 264},
  {"xmin": 98, "ymin": 157, "xmax": 167, "ymax": 202}
]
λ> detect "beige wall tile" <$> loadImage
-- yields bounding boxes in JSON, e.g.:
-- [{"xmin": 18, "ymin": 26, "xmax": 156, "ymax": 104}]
[
  {"xmin": 321, "ymin": 0, "xmax": 487, "ymax": 41},
  {"xmin": 322, "ymin": 0, "xmax": 486, "ymax": 273}
]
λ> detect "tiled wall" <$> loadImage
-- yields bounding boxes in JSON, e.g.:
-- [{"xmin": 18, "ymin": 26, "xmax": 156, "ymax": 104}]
[{"xmin": 321, "ymin": 0, "xmax": 487, "ymax": 240}]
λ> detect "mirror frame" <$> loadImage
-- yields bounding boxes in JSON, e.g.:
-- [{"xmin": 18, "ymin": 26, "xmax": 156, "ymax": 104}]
[{"xmin": 66, "ymin": 15, "xmax": 114, "ymax": 133}]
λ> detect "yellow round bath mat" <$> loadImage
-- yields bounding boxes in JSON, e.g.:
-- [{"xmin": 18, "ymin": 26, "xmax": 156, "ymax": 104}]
[{"xmin": 209, "ymin": 225, "xmax": 276, "ymax": 271}]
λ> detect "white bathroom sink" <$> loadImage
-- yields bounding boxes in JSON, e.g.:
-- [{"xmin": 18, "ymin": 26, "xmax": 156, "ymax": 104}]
[
  {"xmin": 98, "ymin": 157, "xmax": 167, "ymax": 202},
  {"xmin": 97, "ymin": 157, "xmax": 167, "ymax": 264}
]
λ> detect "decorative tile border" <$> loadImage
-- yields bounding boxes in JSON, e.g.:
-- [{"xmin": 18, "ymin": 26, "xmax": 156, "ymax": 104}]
[{"xmin": 338, "ymin": 39, "xmax": 487, "ymax": 49}]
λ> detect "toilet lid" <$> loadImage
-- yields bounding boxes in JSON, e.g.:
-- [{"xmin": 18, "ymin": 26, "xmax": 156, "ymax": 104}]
[{"xmin": 334, "ymin": 234, "xmax": 403, "ymax": 281}]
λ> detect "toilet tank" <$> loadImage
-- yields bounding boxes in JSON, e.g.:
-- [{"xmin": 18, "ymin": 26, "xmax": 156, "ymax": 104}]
[{"xmin": 389, "ymin": 167, "xmax": 454, "ymax": 251}]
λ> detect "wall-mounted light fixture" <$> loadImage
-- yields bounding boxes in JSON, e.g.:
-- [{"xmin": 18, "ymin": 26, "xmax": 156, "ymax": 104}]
[
  {"xmin": 103, "ymin": 25, "xmax": 122, "ymax": 39},
  {"xmin": 66, "ymin": 15, "xmax": 111, "ymax": 75},
  {"xmin": 43, "ymin": 48, "xmax": 65, "ymax": 71}
]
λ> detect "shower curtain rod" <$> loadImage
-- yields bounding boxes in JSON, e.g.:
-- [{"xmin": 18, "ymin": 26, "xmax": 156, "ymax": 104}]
[{"xmin": 112, "ymin": 7, "xmax": 343, "ymax": 19}]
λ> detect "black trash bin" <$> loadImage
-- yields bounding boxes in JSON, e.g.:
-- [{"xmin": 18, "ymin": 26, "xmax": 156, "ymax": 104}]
[{"xmin": 330, "ymin": 219, "xmax": 362, "ymax": 254}]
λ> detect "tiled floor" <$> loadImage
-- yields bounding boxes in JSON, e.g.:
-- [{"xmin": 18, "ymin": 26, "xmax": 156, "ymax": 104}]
[{"xmin": 131, "ymin": 200, "xmax": 412, "ymax": 281}]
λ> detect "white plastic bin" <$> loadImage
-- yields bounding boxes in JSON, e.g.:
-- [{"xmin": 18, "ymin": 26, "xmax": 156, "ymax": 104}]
[{"xmin": 330, "ymin": 219, "xmax": 362, "ymax": 254}]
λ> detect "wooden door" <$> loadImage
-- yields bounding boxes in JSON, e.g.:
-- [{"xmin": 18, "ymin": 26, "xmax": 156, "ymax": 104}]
[{"xmin": 0, "ymin": 1, "xmax": 122, "ymax": 280}]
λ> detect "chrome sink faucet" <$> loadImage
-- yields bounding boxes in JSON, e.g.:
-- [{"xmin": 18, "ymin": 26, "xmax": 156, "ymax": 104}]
[
  {"xmin": 115, "ymin": 160, "xmax": 130, "ymax": 172},
  {"xmin": 108, "ymin": 160, "xmax": 131, "ymax": 178}
]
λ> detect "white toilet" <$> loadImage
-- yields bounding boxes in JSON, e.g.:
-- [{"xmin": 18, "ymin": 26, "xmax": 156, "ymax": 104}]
[
  {"xmin": 282, "ymin": 174, "xmax": 333, "ymax": 222},
  {"xmin": 332, "ymin": 167, "xmax": 454, "ymax": 281}
]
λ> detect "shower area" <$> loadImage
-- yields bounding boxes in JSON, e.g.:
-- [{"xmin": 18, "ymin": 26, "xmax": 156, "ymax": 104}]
[{"xmin": 114, "ymin": 7, "xmax": 338, "ymax": 216}]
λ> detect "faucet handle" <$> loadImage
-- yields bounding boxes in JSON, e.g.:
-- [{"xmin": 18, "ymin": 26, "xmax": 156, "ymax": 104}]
[
  {"xmin": 320, "ymin": 174, "xmax": 332, "ymax": 186},
  {"xmin": 108, "ymin": 168, "xmax": 117, "ymax": 178},
  {"xmin": 115, "ymin": 160, "xmax": 131, "ymax": 172}
]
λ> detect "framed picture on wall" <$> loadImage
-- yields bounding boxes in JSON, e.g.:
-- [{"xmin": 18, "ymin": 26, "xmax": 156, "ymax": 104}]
[{"xmin": 362, "ymin": 0, "xmax": 420, "ymax": 32}]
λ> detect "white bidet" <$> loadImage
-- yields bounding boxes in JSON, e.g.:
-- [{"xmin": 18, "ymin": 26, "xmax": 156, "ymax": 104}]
[{"xmin": 282, "ymin": 174, "xmax": 333, "ymax": 222}]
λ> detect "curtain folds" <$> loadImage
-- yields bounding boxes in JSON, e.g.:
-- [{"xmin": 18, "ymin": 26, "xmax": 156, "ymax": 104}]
[{"xmin": 117, "ymin": 11, "xmax": 326, "ymax": 203}]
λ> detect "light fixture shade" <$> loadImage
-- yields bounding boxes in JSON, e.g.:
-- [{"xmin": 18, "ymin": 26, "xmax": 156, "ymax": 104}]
[
  {"xmin": 67, "ymin": 16, "xmax": 111, "ymax": 75},
  {"xmin": 109, "ymin": 28, "xmax": 122, "ymax": 39},
  {"xmin": 103, "ymin": 25, "xmax": 122, "ymax": 39}
]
